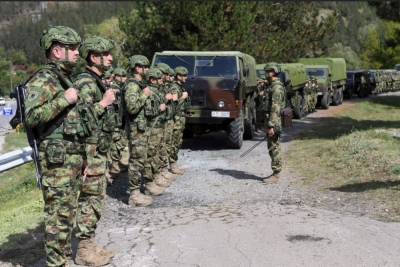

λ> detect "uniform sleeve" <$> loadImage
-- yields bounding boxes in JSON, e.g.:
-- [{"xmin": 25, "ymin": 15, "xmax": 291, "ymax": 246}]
[
  {"xmin": 125, "ymin": 82, "xmax": 148, "ymax": 115},
  {"xmin": 75, "ymin": 78, "xmax": 105, "ymax": 117},
  {"xmin": 25, "ymin": 72, "xmax": 70, "ymax": 128},
  {"xmin": 267, "ymin": 84, "xmax": 285, "ymax": 129}
]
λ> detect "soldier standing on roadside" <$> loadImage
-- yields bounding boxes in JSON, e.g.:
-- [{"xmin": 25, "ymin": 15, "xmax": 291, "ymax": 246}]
[
  {"xmin": 24, "ymin": 26, "xmax": 83, "ymax": 267},
  {"xmin": 169, "ymin": 66, "xmax": 189, "ymax": 174},
  {"xmin": 73, "ymin": 36, "xmax": 117, "ymax": 266},
  {"xmin": 124, "ymin": 55, "xmax": 164, "ymax": 206},
  {"xmin": 262, "ymin": 64, "xmax": 285, "ymax": 183}
]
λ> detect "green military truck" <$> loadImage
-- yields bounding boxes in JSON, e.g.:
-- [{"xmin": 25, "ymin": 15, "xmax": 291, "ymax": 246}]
[
  {"xmin": 152, "ymin": 51, "xmax": 258, "ymax": 148},
  {"xmin": 299, "ymin": 58, "xmax": 347, "ymax": 109},
  {"xmin": 256, "ymin": 63, "xmax": 317, "ymax": 119}
]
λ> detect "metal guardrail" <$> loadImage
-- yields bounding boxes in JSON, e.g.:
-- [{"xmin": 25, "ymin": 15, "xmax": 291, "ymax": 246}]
[{"xmin": 0, "ymin": 146, "xmax": 32, "ymax": 172}]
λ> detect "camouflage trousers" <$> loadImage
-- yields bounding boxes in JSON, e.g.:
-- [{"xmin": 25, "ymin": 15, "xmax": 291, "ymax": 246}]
[
  {"xmin": 39, "ymin": 139, "xmax": 84, "ymax": 267},
  {"xmin": 171, "ymin": 116, "xmax": 185, "ymax": 163},
  {"xmin": 144, "ymin": 126, "xmax": 164, "ymax": 180},
  {"xmin": 267, "ymin": 133, "xmax": 282, "ymax": 174},
  {"xmin": 128, "ymin": 126, "xmax": 148, "ymax": 191},
  {"xmin": 75, "ymin": 143, "xmax": 108, "ymax": 240},
  {"xmin": 164, "ymin": 120, "xmax": 175, "ymax": 165},
  {"xmin": 108, "ymin": 130, "xmax": 129, "ymax": 173}
]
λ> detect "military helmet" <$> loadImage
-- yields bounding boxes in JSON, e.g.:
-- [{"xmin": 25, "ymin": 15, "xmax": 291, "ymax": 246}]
[
  {"xmin": 129, "ymin": 55, "xmax": 150, "ymax": 69},
  {"xmin": 113, "ymin": 67, "xmax": 127, "ymax": 77},
  {"xmin": 40, "ymin": 26, "xmax": 81, "ymax": 50},
  {"xmin": 79, "ymin": 36, "xmax": 114, "ymax": 59},
  {"xmin": 147, "ymin": 68, "xmax": 163, "ymax": 80},
  {"xmin": 264, "ymin": 63, "xmax": 280, "ymax": 73},
  {"xmin": 175, "ymin": 66, "xmax": 189, "ymax": 76},
  {"xmin": 167, "ymin": 66, "xmax": 175, "ymax": 76},
  {"xmin": 156, "ymin": 63, "xmax": 171, "ymax": 75},
  {"xmin": 103, "ymin": 67, "xmax": 114, "ymax": 79}
]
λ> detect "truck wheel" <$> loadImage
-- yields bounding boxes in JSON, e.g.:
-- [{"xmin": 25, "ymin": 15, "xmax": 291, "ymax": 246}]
[
  {"xmin": 338, "ymin": 86, "xmax": 344, "ymax": 104},
  {"xmin": 291, "ymin": 92, "xmax": 306, "ymax": 119},
  {"xmin": 244, "ymin": 118, "xmax": 255, "ymax": 140},
  {"xmin": 320, "ymin": 91, "xmax": 329, "ymax": 109},
  {"xmin": 227, "ymin": 115, "xmax": 244, "ymax": 149},
  {"xmin": 332, "ymin": 88, "xmax": 340, "ymax": 105}
]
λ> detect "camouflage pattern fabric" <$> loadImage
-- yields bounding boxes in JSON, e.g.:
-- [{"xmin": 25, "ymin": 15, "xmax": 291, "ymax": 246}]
[
  {"xmin": 160, "ymin": 82, "xmax": 176, "ymax": 167},
  {"xmin": 265, "ymin": 79, "xmax": 285, "ymax": 174},
  {"xmin": 144, "ymin": 84, "xmax": 166, "ymax": 180},
  {"xmin": 74, "ymin": 71, "xmax": 111, "ymax": 240},
  {"xmin": 124, "ymin": 78, "xmax": 150, "ymax": 191},
  {"xmin": 24, "ymin": 63, "xmax": 85, "ymax": 267}
]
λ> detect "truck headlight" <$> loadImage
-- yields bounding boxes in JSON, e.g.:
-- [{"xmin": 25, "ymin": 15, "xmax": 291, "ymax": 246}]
[{"xmin": 218, "ymin": 100, "xmax": 225, "ymax": 108}]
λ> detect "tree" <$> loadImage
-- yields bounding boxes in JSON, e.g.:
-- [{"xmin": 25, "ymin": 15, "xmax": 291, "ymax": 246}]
[{"xmin": 119, "ymin": 1, "xmax": 337, "ymax": 63}]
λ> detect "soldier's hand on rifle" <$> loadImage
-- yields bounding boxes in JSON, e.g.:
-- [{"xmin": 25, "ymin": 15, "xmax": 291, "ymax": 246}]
[
  {"xmin": 143, "ymin": 86, "xmax": 153, "ymax": 97},
  {"xmin": 165, "ymin": 93, "xmax": 173, "ymax": 100},
  {"xmin": 100, "ymin": 89, "xmax": 116, "ymax": 108},
  {"xmin": 181, "ymin": 92, "xmax": 188, "ymax": 100},
  {"xmin": 172, "ymin": 94, "xmax": 178, "ymax": 101},
  {"xmin": 267, "ymin": 127, "xmax": 275, "ymax": 137},
  {"xmin": 159, "ymin": 103, "xmax": 166, "ymax": 111},
  {"xmin": 64, "ymin": 87, "xmax": 79, "ymax": 104}
]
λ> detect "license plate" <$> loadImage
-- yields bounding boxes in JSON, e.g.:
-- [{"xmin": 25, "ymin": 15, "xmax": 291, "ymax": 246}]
[{"xmin": 211, "ymin": 111, "xmax": 230, "ymax": 118}]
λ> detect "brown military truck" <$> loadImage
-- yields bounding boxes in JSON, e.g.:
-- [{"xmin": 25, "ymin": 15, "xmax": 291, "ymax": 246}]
[{"xmin": 152, "ymin": 51, "xmax": 258, "ymax": 148}]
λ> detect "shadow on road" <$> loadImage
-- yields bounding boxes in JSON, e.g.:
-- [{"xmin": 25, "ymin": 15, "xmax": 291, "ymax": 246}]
[
  {"xmin": 210, "ymin": 168, "xmax": 263, "ymax": 181},
  {"xmin": 106, "ymin": 172, "xmax": 130, "ymax": 204},
  {"xmin": 0, "ymin": 223, "xmax": 44, "ymax": 267},
  {"xmin": 369, "ymin": 95, "xmax": 400, "ymax": 108},
  {"xmin": 329, "ymin": 180, "xmax": 400, "ymax": 193}
]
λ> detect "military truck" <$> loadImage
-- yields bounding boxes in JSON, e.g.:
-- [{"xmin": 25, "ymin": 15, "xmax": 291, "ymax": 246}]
[
  {"xmin": 152, "ymin": 51, "xmax": 258, "ymax": 148},
  {"xmin": 299, "ymin": 58, "xmax": 347, "ymax": 109},
  {"xmin": 345, "ymin": 70, "xmax": 371, "ymax": 98},
  {"xmin": 255, "ymin": 63, "xmax": 317, "ymax": 119}
]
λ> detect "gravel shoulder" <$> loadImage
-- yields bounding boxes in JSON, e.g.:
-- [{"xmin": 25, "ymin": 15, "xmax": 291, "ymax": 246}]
[{"xmin": 70, "ymin": 96, "xmax": 400, "ymax": 266}]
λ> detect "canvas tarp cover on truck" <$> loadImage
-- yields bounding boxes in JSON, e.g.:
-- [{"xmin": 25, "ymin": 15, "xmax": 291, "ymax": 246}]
[
  {"xmin": 299, "ymin": 58, "xmax": 347, "ymax": 82},
  {"xmin": 278, "ymin": 63, "xmax": 308, "ymax": 88}
]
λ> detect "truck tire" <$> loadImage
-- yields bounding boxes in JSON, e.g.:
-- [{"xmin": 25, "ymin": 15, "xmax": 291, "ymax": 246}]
[
  {"xmin": 291, "ymin": 91, "xmax": 306, "ymax": 119},
  {"xmin": 338, "ymin": 86, "xmax": 344, "ymax": 104},
  {"xmin": 320, "ymin": 91, "xmax": 329, "ymax": 109},
  {"xmin": 227, "ymin": 115, "xmax": 244, "ymax": 149},
  {"xmin": 332, "ymin": 88, "xmax": 341, "ymax": 106}
]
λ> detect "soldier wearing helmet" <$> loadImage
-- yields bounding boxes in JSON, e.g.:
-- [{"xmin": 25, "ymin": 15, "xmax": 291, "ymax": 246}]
[
  {"xmin": 262, "ymin": 63, "xmax": 285, "ymax": 183},
  {"xmin": 142, "ymin": 67, "xmax": 170, "ymax": 197},
  {"xmin": 153, "ymin": 63, "xmax": 180, "ymax": 187},
  {"xmin": 113, "ymin": 67, "xmax": 127, "ymax": 87},
  {"xmin": 73, "ymin": 35, "xmax": 117, "ymax": 266},
  {"xmin": 124, "ymin": 56, "xmax": 161, "ymax": 206},
  {"xmin": 24, "ymin": 25, "xmax": 84, "ymax": 267},
  {"xmin": 168, "ymin": 66, "xmax": 189, "ymax": 174}
]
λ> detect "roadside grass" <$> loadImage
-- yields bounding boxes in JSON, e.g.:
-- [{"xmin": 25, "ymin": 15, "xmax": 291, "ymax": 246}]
[
  {"xmin": 0, "ymin": 131, "xmax": 42, "ymax": 262},
  {"xmin": 286, "ymin": 95, "xmax": 400, "ymax": 221}
]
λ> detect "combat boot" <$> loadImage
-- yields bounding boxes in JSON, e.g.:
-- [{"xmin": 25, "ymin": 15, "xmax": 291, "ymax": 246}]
[
  {"xmin": 161, "ymin": 169, "xmax": 177, "ymax": 181},
  {"xmin": 109, "ymin": 161, "xmax": 121, "ymax": 175},
  {"xmin": 263, "ymin": 173, "xmax": 280, "ymax": 184},
  {"xmin": 75, "ymin": 238, "xmax": 114, "ymax": 266},
  {"xmin": 146, "ymin": 182, "xmax": 165, "ymax": 196},
  {"xmin": 129, "ymin": 189, "xmax": 153, "ymax": 207},
  {"xmin": 169, "ymin": 163, "xmax": 184, "ymax": 175},
  {"xmin": 155, "ymin": 173, "xmax": 171, "ymax": 187}
]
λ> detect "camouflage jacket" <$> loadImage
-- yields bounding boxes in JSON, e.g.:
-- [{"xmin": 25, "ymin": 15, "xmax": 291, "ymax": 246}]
[
  {"xmin": 169, "ymin": 81, "xmax": 189, "ymax": 118},
  {"xmin": 265, "ymin": 79, "xmax": 285, "ymax": 131},
  {"xmin": 25, "ymin": 62, "xmax": 84, "ymax": 141},
  {"xmin": 124, "ymin": 78, "xmax": 149, "ymax": 132},
  {"xmin": 144, "ymin": 84, "xmax": 166, "ymax": 128},
  {"xmin": 161, "ymin": 81, "xmax": 177, "ymax": 121},
  {"xmin": 74, "ymin": 69, "xmax": 121, "ymax": 134}
]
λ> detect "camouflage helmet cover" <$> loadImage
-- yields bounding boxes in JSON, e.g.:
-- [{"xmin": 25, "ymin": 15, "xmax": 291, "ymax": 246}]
[
  {"xmin": 175, "ymin": 66, "xmax": 189, "ymax": 76},
  {"xmin": 128, "ymin": 55, "xmax": 150, "ymax": 69},
  {"xmin": 79, "ymin": 35, "xmax": 114, "ymax": 59},
  {"xmin": 113, "ymin": 67, "xmax": 127, "ymax": 77},
  {"xmin": 103, "ymin": 67, "xmax": 114, "ymax": 79},
  {"xmin": 264, "ymin": 63, "xmax": 280, "ymax": 73},
  {"xmin": 147, "ymin": 67, "xmax": 163, "ymax": 80},
  {"xmin": 40, "ymin": 25, "xmax": 81, "ymax": 50},
  {"xmin": 156, "ymin": 63, "xmax": 170, "ymax": 75}
]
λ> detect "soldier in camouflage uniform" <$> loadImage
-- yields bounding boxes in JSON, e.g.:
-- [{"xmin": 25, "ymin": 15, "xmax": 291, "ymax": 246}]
[
  {"xmin": 124, "ymin": 55, "xmax": 164, "ymax": 206},
  {"xmin": 154, "ymin": 63, "xmax": 179, "ymax": 186},
  {"xmin": 24, "ymin": 26, "xmax": 83, "ymax": 267},
  {"xmin": 262, "ymin": 64, "xmax": 285, "ymax": 183},
  {"xmin": 169, "ymin": 66, "xmax": 189, "ymax": 174},
  {"xmin": 73, "ymin": 36, "xmax": 117, "ymax": 266},
  {"xmin": 143, "ymin": 68, "xmax": 168, "ymax": 193}
]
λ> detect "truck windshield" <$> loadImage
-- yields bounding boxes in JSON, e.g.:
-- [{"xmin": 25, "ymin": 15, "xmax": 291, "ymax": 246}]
[
  {"xmin": 154, "ymin": 55, "xmax": 238, "ymax": 78},
  {"xmin": 306, "ymin": 68, "xmax": 328, "ymax": 78}
]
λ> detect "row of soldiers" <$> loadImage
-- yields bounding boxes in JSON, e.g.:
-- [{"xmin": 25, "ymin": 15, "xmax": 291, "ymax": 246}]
[{"xmin": 23, "ymin": 26, "xmax": 188, "ymax": 267}]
